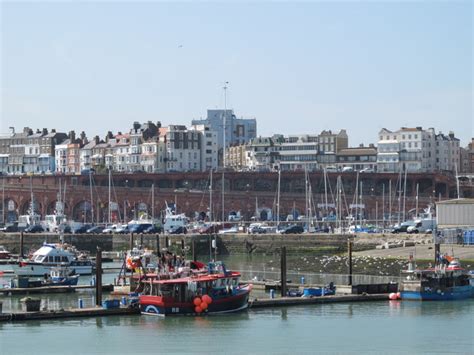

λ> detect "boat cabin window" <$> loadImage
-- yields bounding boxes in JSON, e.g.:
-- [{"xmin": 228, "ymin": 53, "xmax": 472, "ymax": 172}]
[
  {"xmin": 36, "ymin": 255, "xmax": 46, "ymax": 262},
  {"xmin": 55, "ymin": 256, "xmax": 61, "ymax": 263},
  {"xmin": 61, "ymin": 256, "xmax": 68, "ymax": 262}
]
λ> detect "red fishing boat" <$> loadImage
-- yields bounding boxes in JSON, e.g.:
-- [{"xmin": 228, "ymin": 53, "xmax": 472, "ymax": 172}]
[{"xmin": 139, "ymin": 262, "xmax": 252, "ymax": 316}]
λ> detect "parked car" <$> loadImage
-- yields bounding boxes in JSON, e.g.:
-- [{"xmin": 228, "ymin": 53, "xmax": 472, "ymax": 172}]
[
  {"xmin": 102, "ymin": 224, "xmax": 118, "ymax": 234},
  {"xmin": 72, "ymin": 224, "xmax": 91, "ymax": 234},
  {"xmin": 169, "ymin": 226, "xmax": 187, "ymax": 234},
  {"xmin": 87, "ymin": 225, "xmax": 105, "ymax": 234},
  {"xmin": 218, "ymin": 226, "xmax": 239, "ymax": 234},
  {"xmin": 281, "ymin": 225, "xmax": 304, "ymax": 234},
  {"xmin": 144, "ymin": 225, "xmax": 161, "ymax": 234},
  {"xmin": 128, "ymin": 223, "xmax": 153, "ymax": 234},
  {"xmin": 0, "ymin": 223, "xmax": 19, "ymax": 233},
  {"xmin": 115, "ymin": 224, "xmax": 129, "ymax": 234},
  {"xmin": 360, "ymin": 167, "xmax": 375, "ymax": 173},
  {"xmin": 25, "ymin": 224, "xmax": 44, "ymax": 233}
]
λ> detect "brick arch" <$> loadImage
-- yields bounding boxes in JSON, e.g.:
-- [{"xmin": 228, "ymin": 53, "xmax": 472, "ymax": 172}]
[{"xmin": 19, "ymin": 199, "xmax": 42, "ymax": 216}]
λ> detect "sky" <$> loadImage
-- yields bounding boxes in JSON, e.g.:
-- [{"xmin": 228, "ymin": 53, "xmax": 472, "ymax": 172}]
[{"xmin": 1, "ymin": 1, "xmax": 472, "ymax": 146}]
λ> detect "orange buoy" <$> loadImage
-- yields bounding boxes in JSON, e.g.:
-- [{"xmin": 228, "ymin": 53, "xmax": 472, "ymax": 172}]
[
  {"xmin": 194, "ymin": 306, "xmax": 202, "ymax": 313},
  {"xmin": 396, "ymin": 292, "xmax": 401, "ymax": 299},
  {"xmin": 202, "ymin": 294, "xmax": 212, "ymax": 304},
  {"xmin": 193, "ymin": 297, "xmax": 202, "ymax": 306},
  {"xmin": 200, "ymin": 302, "xmax": 208, "ymax": 310},
  {"xmin": 389, "ymin": 293, "xmax": 398, "ymax": 300}
]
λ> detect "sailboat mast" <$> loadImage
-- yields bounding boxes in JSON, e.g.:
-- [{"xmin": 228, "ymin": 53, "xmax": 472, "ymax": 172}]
[
  {"xmin": 389, "ymin": 179, "xmax": 392, "ymax": 226},
  {"xmin": 324, "ymin": 168, "xmax": 328, "ymax": 217},
  {"xmin": 108, "ymin": 168, "xmax": 111, "ymax": 224},
  {"xmin": 382, "ymin": 183, "xmax": 385, "ymax": 229},
  {"xmin": 415, "ymin": 183, "xmax": 419, "ymax": 217},
  {"xmin": 89, "ymin": 172, "xmax": 94, "ymax": 224},
  {"xmin": 276, "ymin": 169, "xmax": 281, "ymax": 227},
  {"xmin": 151, "ymin": 183, "xmax": 155, "ymax": 220},
  {"xmin": 403, "ymin": 168, "xmax": 407, "ymax": 222},
  {"xmin": 209, "ymin": 169, "xmax": 213, "ymax": 223},
  {"xmin": 221, "ymin": 171, "xmax": 225, "ymax": 222}
]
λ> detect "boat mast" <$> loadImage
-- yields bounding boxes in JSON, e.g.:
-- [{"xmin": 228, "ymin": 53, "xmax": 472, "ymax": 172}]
[
  {"xmin": 221, "ymin": 82, "xmax": 228, "ymax": 223},
  {"xmin": 324, "ymin": 168, "xmax": 328, "ymax": 218},
  {"xmin": 382, "ymin": 183, "xmax": 385, "ymax": 229},
  {"xmin": 89, "ymin": 172, "xmax": 94, "ymax": 225},
  {"xmin": 359, "ymin": 180, "xmax": 363, "ymax": 228},
  {"xmin": 151, "ymin": 183, "xmax": 155, "ymax": 220},
  {"xmin": 415, "ymin": 183, "xmax": 419, "ymax": 218},
  {"xmin": 1, "ymin": 176, "xmax": 4, "ymax": 225},
  {"xmin": 389, "ymin": 179, "xmax": 392, "ymax": 226},
  {"xmin": 108, "ymin": 168, "xmax": 111, "ymax": 225},
  {"xmin": 304, "ymin": 166, "xmax": 308, "ymax": 231},
  {"xmin": 402, "ymin": 168, "xmax": 407, "ymax": 222},
  {"xmin": 276, "ymin": 169, "xmax": 281, "ymax": 228},
  {"xmin": 209, "ymin": 169, "xmax": 213, "ymax": 223},
  {"xmin": 397, "ymin": 169, "xmax": 402, "ymax": 225}
]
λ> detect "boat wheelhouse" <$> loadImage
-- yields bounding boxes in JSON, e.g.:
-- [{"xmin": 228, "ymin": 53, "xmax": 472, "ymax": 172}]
[
  {"xmin": 0, "ymin": 245, "xmax": 11, "ymax": 260},
  {"xmin": 400, "ymin": 258, "xmax": 474, "ymax": 301},
  {"xmin": 139, "ymin": 262, "xmax": 251, "ymax": 316},
  {"xmin": 12, "ymin": 243, "xmax": 94, "ymax": 276}
]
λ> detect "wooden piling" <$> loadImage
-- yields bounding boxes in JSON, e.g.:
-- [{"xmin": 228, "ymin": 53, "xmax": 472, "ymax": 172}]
[
  {"xmin": 348, "ymin": 239, "xmax": 353, "ymax": 286},
  {"xmin": 19, "ymin": 231, "xmax": 24, "ymax": 259},
  {"xmin": 156, "ymin": 234, "xmax": 160, "ymax": 253},
  {"xmin": 192, "ymin": 238, "xmax": 196, "ymax": 261},
  {"xmin": 95, "ymin": 248, "xmax": 102, "ymax": 307},
  {"xmin": 280, "ymin": 246, "xmax": 287, "ymax": 297},
  {"xmin": 434, "ymin": 243, "xmax": 440, "ymax": 266},
  {"xmin": 165, "ymin": 236, "xmax": 169, "ymax": 250},
  {"xmin": 140, "ymin": 233, "xmax": 143, "ymax": 248},
  {"xmin": 181, "ymin": 239, "xmax": 185, "ymax": 256}
]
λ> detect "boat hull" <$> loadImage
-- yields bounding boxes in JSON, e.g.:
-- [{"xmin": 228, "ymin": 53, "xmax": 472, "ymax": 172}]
[
  {"xmin": 140, "ymin": 286, "xmax": 251, "ymax": 316},
  {"xmin": 12, "ymin": 263, "xmax": 93, "ymax": 276},
  {"xmin": 401, "ymin": 285, "xmax": 474, "ymax": 301}
]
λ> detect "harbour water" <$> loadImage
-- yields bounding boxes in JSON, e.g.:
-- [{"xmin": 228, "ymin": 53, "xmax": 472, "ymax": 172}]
[
  {"xmin": 1, "ymin": 257, "xmax": 473, "ymax": 353},
  {"xmin": 0, "ymin": 300, "xmax": 472, "ymax": 354}
]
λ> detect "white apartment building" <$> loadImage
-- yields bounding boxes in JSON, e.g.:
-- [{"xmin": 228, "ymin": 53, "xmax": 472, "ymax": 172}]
[
  {"xmin": 377, "ymin": 127, "xmax": 460, "ymax": 173},
  {"xmin": 111, "ymin": 135, "xmax": 131, "ymax": 172},
  {"xmin": 165, "ymin": 125, "xmax": 202, "ymax": 172},
  {"xmin": 276, "ymin": 134, "xmax": 319, "ymax": 171},
  {"xmin": 141, "ymin": 138, "xmax": 166, "ymax": 173},
  {"xmin": 55, "ymin": 141, "xmax": 69, "ymax": 174},
  {"xmin": 192, "ymin": 124, "xmax": 218, "ymax": 171},
  {"xmin": 245, "ymin": 137, "xmax": 280, "ymax": 171}
]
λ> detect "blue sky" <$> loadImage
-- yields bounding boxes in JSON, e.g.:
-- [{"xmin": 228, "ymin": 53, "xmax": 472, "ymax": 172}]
[{"xmin": 1, "ymin": 1, "xmax": 472, "ymax": 146}]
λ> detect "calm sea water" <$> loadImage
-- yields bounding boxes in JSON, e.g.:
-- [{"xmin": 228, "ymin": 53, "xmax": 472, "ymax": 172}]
[
  {"xmin": 1, "ymin": 257, "xmax": 473, "ymax": 354},
  {"xmin": 0, "ymin": 300, "xmax": 472, "ymax": 354}
]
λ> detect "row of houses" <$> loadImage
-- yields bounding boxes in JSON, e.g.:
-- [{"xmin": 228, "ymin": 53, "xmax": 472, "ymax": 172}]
[
  {"xmin": 227, "ymin": 127, "xmax": 471, "ymax": 174},
  {"xmin": 0, "ymin": 119, "xmax": 472, "ymax": 175}
]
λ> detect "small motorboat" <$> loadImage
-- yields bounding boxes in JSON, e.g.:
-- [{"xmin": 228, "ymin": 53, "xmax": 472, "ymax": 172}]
[
  {"xmin": 302, "ymin": 283, "xmax": 336, "ymax": 297},
  {"xmin": 0, "ymin": 245, "xmax": 12, "ymax": 260}
]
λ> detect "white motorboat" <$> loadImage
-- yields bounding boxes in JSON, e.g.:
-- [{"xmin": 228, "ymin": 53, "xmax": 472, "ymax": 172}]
[{"xmin": 12, "ymin": 243, "xmax": 94, "ymax": 276}]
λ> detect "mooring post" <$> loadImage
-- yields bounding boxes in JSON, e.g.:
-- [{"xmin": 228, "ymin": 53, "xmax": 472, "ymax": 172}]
[
  {"xmin": 129, "ymin": 233, "xmax": 134, "ymax": 250},
  {"xmin": 156, "ymin": 233, "xmax": 160, "ymax": 253},
  {"xmin": 348, "ymin": 239, "xmax": 353, "ymax": 286},
  {"xmin": 434, "ymin": 243, "xmax": 440, "ymax": 266},
  {"xmin": 96, "ymin": 248, "xmax": 102, "ymax": 307},
  {"xmin": 165, "ymin": 236, "xmax": 169, "ymax": 251},
  {"xmin": 140, "ymin": 233, "xmax": 143, "ymax": 248},
  {"xmin": 181, "ymin": 239, "xmax": 185, "ymax": 256},
  {"xmin": 19, "ymin": 231, "xmax": 24, "ymax": 259},
  {"xmin": 192, "ymin": 238, "xmax": 196, "ymax": 261},
  {"xmin": 280, "ymin": 246, "xmax": 287, "ymax": 297}
]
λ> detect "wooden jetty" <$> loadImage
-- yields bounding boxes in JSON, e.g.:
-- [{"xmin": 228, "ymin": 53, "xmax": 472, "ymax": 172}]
[
  {"xmin": 0, "ymin": 306, "xmax": 139, "ymax": 322},
  {"xmin": 250, "ymin": 293, "xmax": 388, "ymax": 308},
  {"xmin": 0, "ymin": 284, "xmax": 114, "ymax": 295}
]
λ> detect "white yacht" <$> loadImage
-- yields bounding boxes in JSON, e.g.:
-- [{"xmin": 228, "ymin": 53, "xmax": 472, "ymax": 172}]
[
  {"xmin": 163, "ymin": 205, "xmax": 188, "ymax": 233},
  {"xmin": 12, "ymin": 243, "xmax": 94, "ymax": 276}
]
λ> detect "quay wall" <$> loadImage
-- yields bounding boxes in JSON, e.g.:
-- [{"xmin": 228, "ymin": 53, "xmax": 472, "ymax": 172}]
[{"xmin": 0, "ymin": 232, "xmax": 385, "ymax": 256}]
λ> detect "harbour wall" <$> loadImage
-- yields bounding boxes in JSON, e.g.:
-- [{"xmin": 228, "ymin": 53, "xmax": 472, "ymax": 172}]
[{"xmin": 0, "ymin": 232, "xmax": 382, "ymax": 256}]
